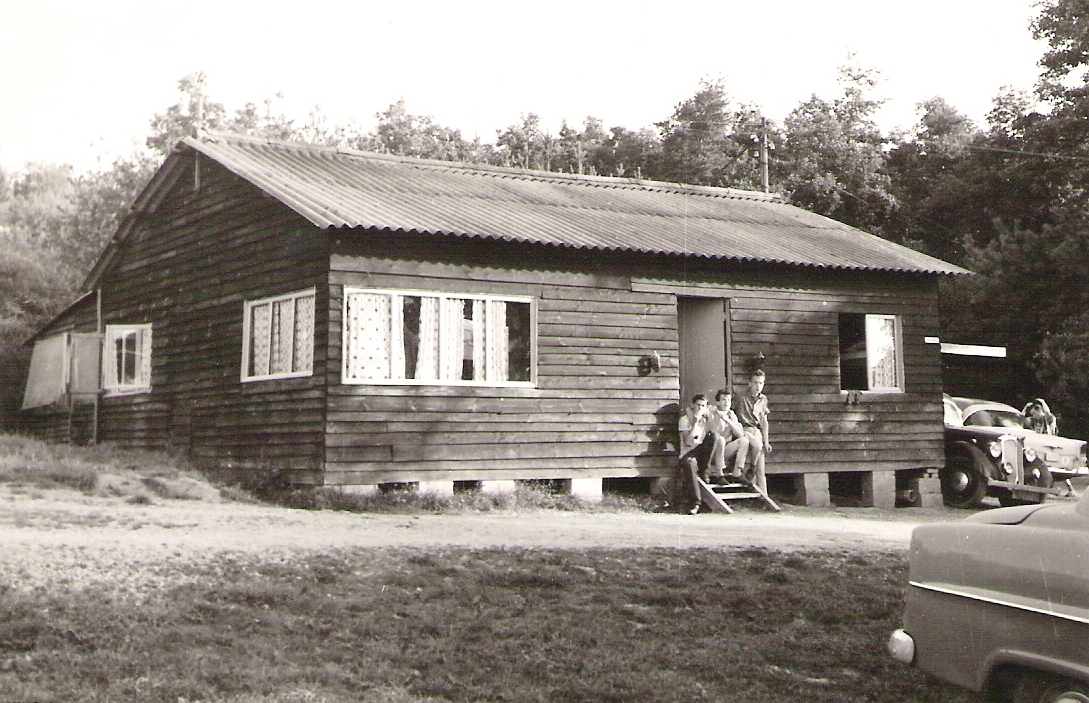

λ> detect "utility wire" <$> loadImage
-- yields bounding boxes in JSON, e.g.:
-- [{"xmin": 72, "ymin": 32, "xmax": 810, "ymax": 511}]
[{"xmin": 966, "ymin": 144, "xmax": 1089, "ymax": 162}]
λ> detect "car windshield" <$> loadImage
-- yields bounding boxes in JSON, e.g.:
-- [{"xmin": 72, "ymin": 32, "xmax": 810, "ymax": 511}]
[
  {"xmin": 943, "ymin": 401, "xmax": 963, "ymax": 426},
  {"xmin": 964, "ymin": 408, "xmax": 1025, "ymax": 430}
]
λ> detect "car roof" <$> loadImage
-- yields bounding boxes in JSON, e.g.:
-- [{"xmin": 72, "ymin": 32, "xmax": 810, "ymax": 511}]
[{"xmin": 949, "ymin": 396, "xmax": 1021, "ymax": 416}]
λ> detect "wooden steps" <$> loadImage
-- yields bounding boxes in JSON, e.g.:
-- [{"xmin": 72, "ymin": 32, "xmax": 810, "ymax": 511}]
[{"xmin": 696, "ymin": 476, "xmax": 781, "ymax": 513}]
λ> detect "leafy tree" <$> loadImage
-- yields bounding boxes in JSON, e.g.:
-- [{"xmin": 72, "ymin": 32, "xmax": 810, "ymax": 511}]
[
  {"xmin": 653, "ymin": 78, "xmax": 767, "ymax": 189},
  {"xmin": 496, "ymin": 113, "xmax": 556, "ymax": 170},
  {"xmin": 0, "ymin": 164, "xmax": 89, "ymax": 423},
  {"xmin": 884, "ymin": 98, "xmax": 983, "ymax": 261},
  {"xmin": 295, "ymin": 104, "xmax": 359, "ymax": 147},
  {"xmin": 555, "ymin": 117, "xmax": 607, "ymax": 175},
  {"xmin": 776, "ymin": 61, "xmax": 895, "ymax": 233},
  {"xmin": 146, "ymin": 73, "xmax": 348, "ymax": 156},
  {"xmin": 66, "ymin": 155, "xmax": 157, "ymax": 274},
  {"xmin": 1035, "ymin": 311, "xmax": 1089, "ymax": 437},
  {"xmin": 1, "ymin": 163, "xmax": 76, "ymax": 255},
  {"xmin": 1026, "ymin": 1, "xmax": 1089, "ymax": 212},
  {"xmin": 0, "ymin": 233, "xmax": 70, "ymax": 424},
  {"xmin": 939, "ymin": 219, "xmax": 1089, "ymax": 432},
  {"xmin": 361, "ymin": 99, "xmax": 484, "ymax": 162},
  {"xmin": 1033, "ymin": 0, "xmax": 1089, "ymax": 108},
  {"xmin": 590, "ymin": 126, "xmax": 660, "ymax": 179},
  {"xmin": 146, "ymin": 73, "xmax": 229, "ymax": 156},
  {"xmin": 229, "ymin": 93, "xmax": 298, "ymax": 143}
]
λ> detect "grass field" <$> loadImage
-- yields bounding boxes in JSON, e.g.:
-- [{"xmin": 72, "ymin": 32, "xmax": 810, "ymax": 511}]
[
  {"xmin": 0, "ymin": 435, "xmax": 978, "ymax": 702},
  {"xmin": 0, "ymin": 546, "xmax": 977, "ymax": 703}
]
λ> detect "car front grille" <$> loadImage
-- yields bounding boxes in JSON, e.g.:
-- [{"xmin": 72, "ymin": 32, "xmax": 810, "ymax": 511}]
[{"xmin": 999, "ymin": 435, "xmax": 1023, "ymax": 482}]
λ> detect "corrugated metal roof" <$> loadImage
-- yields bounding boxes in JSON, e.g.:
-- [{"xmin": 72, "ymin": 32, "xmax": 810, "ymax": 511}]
[{"xmin": 181, "ymin": 132, "xmax": 969, "ymax": 275}]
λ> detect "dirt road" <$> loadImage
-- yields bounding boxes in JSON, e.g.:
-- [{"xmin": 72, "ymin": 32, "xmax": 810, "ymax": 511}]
[{"xmin": 0, "ymin": 482, "xmax": 979, "ymax": 596}]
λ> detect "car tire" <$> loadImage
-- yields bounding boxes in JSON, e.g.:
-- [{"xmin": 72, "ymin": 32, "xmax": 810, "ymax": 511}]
[
  {"xmin": 941, "ymin": 441, "xmax": 989, "ymax": 509},
  {"xmin": 1013, "ymin": 673, "xmax": 1089, "ymax": 703}
]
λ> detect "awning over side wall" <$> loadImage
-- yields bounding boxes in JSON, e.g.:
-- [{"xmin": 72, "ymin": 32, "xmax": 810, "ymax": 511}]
[
  {"xmin": 22, "ymin": 334, "xmax": 67, "ymax": 409},
  {"xmin": 21, "ymin": 333, "xmax": 102, "ymax": 409}
]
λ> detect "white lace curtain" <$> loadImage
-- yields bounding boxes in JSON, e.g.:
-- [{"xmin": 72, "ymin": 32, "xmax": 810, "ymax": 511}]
[
  {"xmin": 346, "ymin": 291, "xmax": 511, "ymax": 383},
  {"xmin": 484, "ymin": 299, "xmax": 508, "ymax": 382},
  {"xmin": 345, "ymin": 292, "xmax": 397, "ymax": 381},
  {"xmin": 415, "ymin": 297, "xmax": 470, "ymax": 380},
  {"xmin": 251, "ymin": 294, "xmax": 314, "ymax": 377},
  {"xmin": 866, "ymin": 316, "xmax": 899, "ymax": 389}
]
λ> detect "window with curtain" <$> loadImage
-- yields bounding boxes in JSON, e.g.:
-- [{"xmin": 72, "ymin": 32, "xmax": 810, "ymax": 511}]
[
  {"xmin": 242, "ymin": 289, "xmax": 315, "ymax": 381},
  {"xmin": 103, "ymin": 324, "xmax": 152, "ymax": 394},
  {"xmin": 838, "ymin": 313, "xmax": 903, "ymax": 392},
  {"xmin": 343, "ymin": 288, "xmax": 534, "ymax": 386}
]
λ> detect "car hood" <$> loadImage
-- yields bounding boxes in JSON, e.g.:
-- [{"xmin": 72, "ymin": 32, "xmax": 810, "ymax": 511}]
[
  {"xmin": 962, "ymin": 498, "xmax": 1089, "ymax": 527},
  {"xmin": 996, "ymin": 426, "xmax": 1085, "ymax": 453},
  {"xmin": 944, "ymin": 423, "xmax": 1014, "ymax": 440},
  {"xmin": 962, "ymin": 502, "xmax": 1055, "ymax": 525}
]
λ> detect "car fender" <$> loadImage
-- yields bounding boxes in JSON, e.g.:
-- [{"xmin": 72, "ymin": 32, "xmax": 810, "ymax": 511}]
[
  {"xmin": 946, "ymin": 439, "xmax": 1003, "ymax": 482},
  {"xmin": 981, "ymin": 649, "xmax": 1089, "ymax": 693}
]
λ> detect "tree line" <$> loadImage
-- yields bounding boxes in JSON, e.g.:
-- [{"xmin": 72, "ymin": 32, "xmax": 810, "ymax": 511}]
[{"xmin": 4, "ymin": 0, "xmax": 1089, "ymax": 437}]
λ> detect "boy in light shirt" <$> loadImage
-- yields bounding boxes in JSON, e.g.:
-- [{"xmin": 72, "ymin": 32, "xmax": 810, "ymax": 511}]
[
  {"xmin": 731, "ymin": 370, "xmax": 771, "ymax": 494},
  {"xmin": 707, "ymin": 389, "xmax": 749, "ymax": 482}
]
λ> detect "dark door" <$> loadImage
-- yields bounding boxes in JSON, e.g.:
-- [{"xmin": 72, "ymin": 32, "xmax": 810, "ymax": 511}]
[{"xmin": 677, "ymin": 297, "xmax": 731, "ymax": 404}]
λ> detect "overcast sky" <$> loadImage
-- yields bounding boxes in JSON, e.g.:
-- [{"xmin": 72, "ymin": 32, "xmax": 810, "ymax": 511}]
[{"xmin": 0, "ymin": 0, "xmax": 1048, "ymax": 174}]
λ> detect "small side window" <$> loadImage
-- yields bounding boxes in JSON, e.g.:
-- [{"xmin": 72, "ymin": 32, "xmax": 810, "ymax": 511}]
[
  {"xmin": 103, "ymin": 324, "xmax": 152, "ymax": 394},
  {"xmin": 838, "ymin": 313, "xmax": 903, "ymax": 392},
  {"xmin": 242, "ymin": 289, "xmax": 316, "ymax": 382}
]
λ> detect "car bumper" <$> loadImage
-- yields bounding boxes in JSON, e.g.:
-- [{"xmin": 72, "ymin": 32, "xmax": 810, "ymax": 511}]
[
  {"xmin": 1049, "ymin": 466, "xmax": 1089, "ymax": 480},
  {"xmin": 888, "ymin": 629, "xmax": 915, "ymax": 665},
  {"xmin": 989, "ymin": 479, "xmax": 1053, "ymax": 497}
]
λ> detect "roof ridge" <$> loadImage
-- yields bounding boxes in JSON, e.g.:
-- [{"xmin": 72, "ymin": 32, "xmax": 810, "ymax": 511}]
[{"xmin": 189, "ymin": 130, "xmax": 782, "ymax": 202}]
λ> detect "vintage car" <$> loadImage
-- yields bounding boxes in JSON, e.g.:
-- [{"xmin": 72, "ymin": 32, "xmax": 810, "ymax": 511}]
[
  {"xmin": 943, "ymin": 395, "xmax": 1056, "ymax": 509},
  {"xmin": 889, "ymin": 492, "xmax": 1089, "ymax": 702},
  {"xmin": 949, "ymin": 395, "xmax": 1088, "ymax": 483}
]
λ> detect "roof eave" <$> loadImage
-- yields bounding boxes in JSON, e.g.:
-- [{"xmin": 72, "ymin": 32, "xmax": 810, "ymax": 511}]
[{"xmin": 335, "ymin": 224, "xmax": 974, "ymax": 277}]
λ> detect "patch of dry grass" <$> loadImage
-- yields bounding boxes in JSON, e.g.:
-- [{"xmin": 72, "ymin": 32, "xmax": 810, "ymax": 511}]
[
  {"xmin": 0, "ymin": 434, "xmax": 655, "ymax": 513},
  {"xmin": 0, "ymin": 434, "xmax": 199, "ymax": 496}
]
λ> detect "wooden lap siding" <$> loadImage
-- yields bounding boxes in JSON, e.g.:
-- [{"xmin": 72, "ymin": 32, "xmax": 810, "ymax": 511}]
[
  {"xmin": 633, "ymin": 270, "xmax": 945, "ymax": 475},
  {"xmin": 95, "ymin": 158, "xmax": 330, "ymax": 480},
  {"xmin": 324, "ymin": 239, "xmax": 680, "ymax": 485}
]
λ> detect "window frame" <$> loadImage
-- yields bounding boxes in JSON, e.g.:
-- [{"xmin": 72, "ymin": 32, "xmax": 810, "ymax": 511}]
[
  {"xmin": 102, "ymin": 324, "xmax": 152, "ymax": 396},
  {"xmin": 341, "ymin": 287, "xmax": 537, "ymax": 388},
  {"xmin": 838, "ymin": 312, "xmax": 905, "ymax": 393},
  {"xmin": 241, "ymin": 288, "xmax": 316, "ymax": 383}
]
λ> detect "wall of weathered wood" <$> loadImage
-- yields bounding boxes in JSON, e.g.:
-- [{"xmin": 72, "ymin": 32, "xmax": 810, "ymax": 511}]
[
  {"xmin": 324, "ymin": 233, "xmax": 945, "ymax": 485},
  {"xmin": 632, "ymin": 266, "xmax": 945, "ymax": 475},
  {"xmin": 324, "ymin": 235, "xmax": 679, "ymax": 485},
  {"xmin": 22, "ymin": 152, "xmax": 946, "ymax": 487},
  {"xmin": 92, "ymin": 155, "xmax": 331, "ymax": 482}
]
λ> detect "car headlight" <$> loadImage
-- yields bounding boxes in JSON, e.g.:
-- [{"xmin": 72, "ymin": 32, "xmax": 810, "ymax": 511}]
[
  {"xmin": 988, "ymin": 441, "xmax": 1003, "ymax": 458},
  {"xmin": 1024, "ymin": 446, "xmax": 1038, "ymax": 463}
]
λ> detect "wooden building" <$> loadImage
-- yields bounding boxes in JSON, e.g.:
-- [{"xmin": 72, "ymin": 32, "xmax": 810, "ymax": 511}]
[{"xmin": 21, "ymin": 132, "xmax": 969, "ymax": 505}]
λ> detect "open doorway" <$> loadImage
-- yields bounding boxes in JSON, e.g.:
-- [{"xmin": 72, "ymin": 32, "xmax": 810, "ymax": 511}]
[{"xmin": 677, "ymin": 297, "xmax": 731, "ymax": 403}]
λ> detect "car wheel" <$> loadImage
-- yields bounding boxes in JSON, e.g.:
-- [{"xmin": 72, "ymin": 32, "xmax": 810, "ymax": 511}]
[
  {"xmin": 1014, "ymin": 674, "xmax": 1089, "ymax": 703},
  {"xmin": 941, "ymin": 441, "xmax": 988, "ymax": 509}
]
